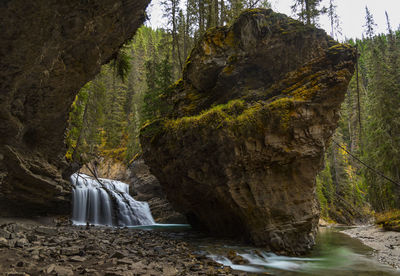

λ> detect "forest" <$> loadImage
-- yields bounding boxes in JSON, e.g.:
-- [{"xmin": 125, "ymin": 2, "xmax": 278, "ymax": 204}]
[
  {"xmin": 3, "ymin": 0, "xmax": 400, "ymax": 275},
  {"xmin": 65, "ymin": 0, "xmax": 400, "ymax": 227}
]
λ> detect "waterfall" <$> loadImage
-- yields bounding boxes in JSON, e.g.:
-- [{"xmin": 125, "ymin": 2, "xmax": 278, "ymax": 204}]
[{"xmin": 71, "ymin": 173, "xmax": 155, "ymax": 227}]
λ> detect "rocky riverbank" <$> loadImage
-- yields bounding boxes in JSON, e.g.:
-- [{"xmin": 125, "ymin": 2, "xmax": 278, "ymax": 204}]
[
  {"xmin": 0, "ymin": 219, "xmax": 247, "ymax": 276},
  {"xmin": 341, "ymin": 226, "xmax": 400, "ymax": 269}
]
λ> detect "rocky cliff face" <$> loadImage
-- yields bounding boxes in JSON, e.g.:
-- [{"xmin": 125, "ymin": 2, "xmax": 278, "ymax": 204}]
[
  {"xmin": 140, "ymin": 9, "xmax": 356, "ymax": 254},
  {"xmin": 0, "ymin": 0, "xmax": 150, "ymax": 216},
  {"xmin": 128, "ymin": 159, "xmax": 187, "ymax": 224}
]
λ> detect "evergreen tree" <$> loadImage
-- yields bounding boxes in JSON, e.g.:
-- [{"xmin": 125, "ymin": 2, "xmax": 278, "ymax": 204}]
[
  {"xmin": 64, "ymin": 2, "xmax": 400, "ymax": 218},
  {"xmin": 327, "ymin": 0, "xmax": 341, "ymax": 39},
  {"xmin": 363, "ymin": 34, "xmax": 400, "ymax": 210},
  {"xmin": 363, "ymin": 6, "xmax": 377, "ymax": 39},
  {"xmin": 143, "ymin": 53, "xmax": 173, "ymax": 121},
  {"xmin": 291, "ymin": 0, "xmax": 326, "ymax": 25}
]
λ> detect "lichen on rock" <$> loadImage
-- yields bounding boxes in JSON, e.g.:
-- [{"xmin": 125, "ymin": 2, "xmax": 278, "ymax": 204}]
[{"xmin": 140, "ymin": 9, "xmax": 356, "ymax": 255}]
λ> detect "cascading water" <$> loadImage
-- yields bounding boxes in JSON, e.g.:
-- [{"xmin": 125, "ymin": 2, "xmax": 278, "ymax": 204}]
[{"xmin": 71, "ymin": 173, "xmax": 155, "ymax": 227}]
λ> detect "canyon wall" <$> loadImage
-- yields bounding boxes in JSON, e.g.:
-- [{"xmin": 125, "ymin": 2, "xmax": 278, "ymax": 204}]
[{"xmin": 0, "ymin": 0, "xmax": 150, "ymax": 215}]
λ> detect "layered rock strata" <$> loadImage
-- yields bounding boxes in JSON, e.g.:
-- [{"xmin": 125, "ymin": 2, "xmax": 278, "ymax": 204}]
[
  {"xmin": 0, "ymin": 0, "xmax": 150, "ymax": 215},
  {"xmin": 140, "ymin": 9, "xmax": 356, "ymax": 254}
]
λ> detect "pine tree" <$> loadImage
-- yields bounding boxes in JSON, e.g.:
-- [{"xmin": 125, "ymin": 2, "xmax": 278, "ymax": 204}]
[
  {"xmin": 291, "ymin": 0, "xmax": 326, "ymax": 25},
  {"xmin": 363, "ymin": 33, "xmax": 400, "ymax": 210},
  {"xmin": 364, "ymin": 6, "xmax": 377, "ymax": 39},
  {"xmin": 327, "ymin": 0, "xmax": 341, "ymax": 39}
]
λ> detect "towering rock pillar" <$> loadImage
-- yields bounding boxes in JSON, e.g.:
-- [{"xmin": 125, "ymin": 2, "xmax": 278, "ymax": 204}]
[{"xmin": 141, "ymin": 9, "xmax": 356, "ymax": 254}]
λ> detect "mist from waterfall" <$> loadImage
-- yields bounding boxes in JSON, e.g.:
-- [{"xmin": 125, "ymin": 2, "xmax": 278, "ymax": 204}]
[{"xmin": 71, "ymin": 173, "xmax": 155, "ymax": 227}]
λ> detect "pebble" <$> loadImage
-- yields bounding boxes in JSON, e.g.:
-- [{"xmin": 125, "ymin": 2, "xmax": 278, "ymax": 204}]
[{"xmin": 0, "ymin": 221, "xmax": 239, "ymax": 275}]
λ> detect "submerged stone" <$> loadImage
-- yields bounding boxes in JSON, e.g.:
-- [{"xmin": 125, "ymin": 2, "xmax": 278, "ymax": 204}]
[{"xmin": 140, "ymin": 9, "xmax": 356, "ymax": 254}]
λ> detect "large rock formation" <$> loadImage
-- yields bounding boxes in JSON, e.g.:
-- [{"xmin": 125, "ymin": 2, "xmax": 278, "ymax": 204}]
[
  {"xmin": 0, "ymin": 0, "xmax": 150, "ymax": 216},
  {"xmin": 140, "ymin": 9, "xmax": 356, "ymax": 254}
]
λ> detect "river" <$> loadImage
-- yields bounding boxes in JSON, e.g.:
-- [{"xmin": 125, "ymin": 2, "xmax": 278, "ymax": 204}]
[
  {"xmin": 189, "ymin": 226, "xmax": 400, "ymax": 275},
  {"xmin": 70, "ymin": 174, "xmax": 399, "ymax": 275}
]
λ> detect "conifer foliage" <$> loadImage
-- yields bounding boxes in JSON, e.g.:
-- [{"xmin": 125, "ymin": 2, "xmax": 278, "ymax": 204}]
[
  {"xmin": 65, "ymin": 1, "xmax": 400, "ymax": 221},
  {"xmin": 66, "ymin": 1, "xmax": 273, "ymax": 164}
]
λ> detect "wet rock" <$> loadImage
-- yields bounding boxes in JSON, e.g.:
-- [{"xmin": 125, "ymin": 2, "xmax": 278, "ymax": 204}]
[
  {"xmin": 0, "ymin": 237, "xmax": 9, "ymax": 248},
  {"xmin": 116, "ymin": 258, "xmax": 131, "ymax": 265},
  {"xmin": 162, "ymin": 265, "xmax": 178, "ymax": 276},
  {"xmin": 6, "ymin": 272, "xmax": 30, "ymax": 276},
  {"xmin": 227, "ymin": 250, "xmax": 248, "ymax": 265},
  {"xmin": 0, "ymin": 229, "xmax": 11, "ymax": 239},
  {"xmin": 26, "ymin": 234, "xmax": 38, "ymax": 243},
  {"xmin": 81, "ymin": 268, "xmax": 99, "ymax": 275},
  {"xmin": 110, "ymin": 251, "xmax": 127, "ymax": 259},
  {"xmin": 35, "ymin": 227, "xmax": 57, "ymax": 236},
  {"xmin": 53, "ymin": 266, "xmax": 74, "ymax": 276},
  {"xmin": 46, "ymin": 264, "xmax": 56, "ymax": 274},
  {"xmin": 14, "ymin": 238, "xmax": 29, "ymax": 248},
  {"xmin": 16, "ymin": 261, "xmax": 24, "ymax": 267},
  {"xmin": 140, "ymin": 8, "xmax": 356, "ymax": 254},
  {"xmin": 104, "ymin": 272, "xmax": 124, "ymax": 276},
  {"xmin": 69, "ymin": 256, "xmax": 86, "ymax": 262},
  {"xmin": 60, "ymin": 247, "xmax": 81, "ymax": 256}
]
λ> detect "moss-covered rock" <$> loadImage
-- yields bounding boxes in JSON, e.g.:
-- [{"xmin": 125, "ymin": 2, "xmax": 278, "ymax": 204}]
[{"xmin": 140, "ymin": 9, "xmax": 356, "ymax": 255}]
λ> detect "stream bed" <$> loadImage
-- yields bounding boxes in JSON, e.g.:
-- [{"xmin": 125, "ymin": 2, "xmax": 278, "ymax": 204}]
[
  {"xmin": 1, "ymin": 220, "xmax": 399, "ymax": 275},
  {"xmin": 68, "ymin": 173, "xmax": 399, "ymax": 275},
  {"xmin": 124, "ymin": 224, "xmax": 400, "ymax": 275},
  {"xmin": 195, "ymin": 227, "xmax": 400, "ymax": 275}
]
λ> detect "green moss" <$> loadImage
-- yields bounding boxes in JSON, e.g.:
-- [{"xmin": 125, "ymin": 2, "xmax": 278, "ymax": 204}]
[
  {"xmin": 223, "ymin": 64, "xmax": 235, "ymax": 75},
  {"xmin": 202, "ymin": 28, "xmax": 237, "ymax": 53},
  {"xmin": 228, "ymin": 55, "xmax": 238, "ymax": 63},
  {"xmin": 327, "ymin": 43, "xmax": 355, "ymax": 57},
  {"xmin": 164, "ymin": 94, "xmax": 296, "ymax": 139},
  {"xmin": 375, "ymin": 210, "xmax": 400, "ymax": 232},
  {"xmin": 140, "ymin": 119, "xmax": 165, "ymax": 143},
  {"xmin": 202, "ymin": 41, "xmax": 213, "ymax": 55},
  {"xmin": 173, "ymin": 78, "xmax": 183, "ymax": 86},
  {"xmin": 267, "ymin": 97, "xmax": 295, "ymax": 130},
  {"xmin": 328, "ymin": 43, "xmax": 352, "ymax": 51},
  {"xmin": 224, "ymin": 30, "xmax": 236, "ymax": 47},
  {"xmin": 166, "ymin": 99, "xmax": 246, "ymax": 132},
  {"xmin": 181, "ymin": 92, "xmax": 202, "ymax": 114},
  {"xmin": 245, "ymin": 8, "xmax": 265, "ymax": 13}
]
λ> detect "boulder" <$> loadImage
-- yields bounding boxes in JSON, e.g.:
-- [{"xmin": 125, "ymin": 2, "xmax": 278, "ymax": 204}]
[
  {"xmin": 140, "ymin": 9, "xmax": 356, "ymax": 254},
  {"xmin": 0, "ymin": 0, "xmax": 150, "ymax": 216}
]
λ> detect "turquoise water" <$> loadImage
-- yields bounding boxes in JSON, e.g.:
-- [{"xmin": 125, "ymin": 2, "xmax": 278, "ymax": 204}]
[
  {"xmin": 90, "ymin": 223, "xmax": 399, "ymax": 275},
  {"xmin": 196, "ymin": 227, "xmax": 400, "ymax": 275},
  {"xmin": 127, "ymin": 223, "xmax": 192, "ymax": 230}
]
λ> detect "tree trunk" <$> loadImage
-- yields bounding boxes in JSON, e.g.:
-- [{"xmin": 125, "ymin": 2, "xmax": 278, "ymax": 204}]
[
  {"xmin": 214, "ymin": 0, "xmax": 219, "ymax": 26},
  {"xmin": 199, "ymin": 0, "xmax": 205, "ymax": 35},
  {"xmin": 220, "ymin": 0, "xmax": 226, "ymax": 25},
  {"xmin": 305, "ymin": 0, "xmax": 311, "ymax": 25},
  {"xmin": 356, "ymin": 45, "xmax": 362, "ymax": 150}
]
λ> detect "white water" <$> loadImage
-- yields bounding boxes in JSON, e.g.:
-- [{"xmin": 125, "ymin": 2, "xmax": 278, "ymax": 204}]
[
  {"xmin": 71, "ymin": 173, "xmax": 155, "ymax": 227},
  {"xmin": 203, "ymin": 228, "xmax": 399, "ymax": 275}
]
